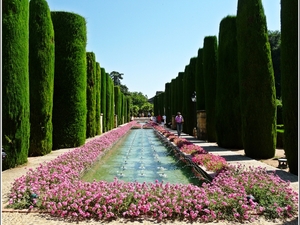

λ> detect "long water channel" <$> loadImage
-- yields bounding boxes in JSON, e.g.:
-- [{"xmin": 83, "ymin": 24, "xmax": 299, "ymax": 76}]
[{"xmin": 81, "ymin": 128, "xmax": 201, "ymax": 185}]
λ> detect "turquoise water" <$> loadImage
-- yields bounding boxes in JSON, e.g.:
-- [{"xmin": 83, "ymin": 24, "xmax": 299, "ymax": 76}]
[{"xmin": 81, "ymin": 129, "xmax": 201, "ymax": 185}]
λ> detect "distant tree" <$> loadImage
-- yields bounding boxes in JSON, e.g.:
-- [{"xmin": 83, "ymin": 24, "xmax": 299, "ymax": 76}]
[
  {"xmin": 110, "ymin": 71, "xmax": 123, "ymax": 86},
  {"xmin": 129, "ymin": 92, "xmax": 149, "ymax": 109},
  {"xmin": 141, "ymin": 102, "xmax": 153, "ymax": 115},
  {"xmin": 131, "ymin": 105, "xmax": 139, "ymax": 117},
  {"xmin": 119, "ymin": 84, "xmax": 129, "ymax": 95}
]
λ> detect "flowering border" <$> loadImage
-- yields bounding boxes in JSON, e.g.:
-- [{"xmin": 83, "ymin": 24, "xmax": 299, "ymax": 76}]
[{"xmin": 6, "ymin": 121, "xmax": 298, "ymax": 222}]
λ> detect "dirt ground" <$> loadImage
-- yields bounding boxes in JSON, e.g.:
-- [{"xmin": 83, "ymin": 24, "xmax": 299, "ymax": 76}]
[{"xmin": 231, "ymin": 148, "xmax": 289, "ymax": 172}]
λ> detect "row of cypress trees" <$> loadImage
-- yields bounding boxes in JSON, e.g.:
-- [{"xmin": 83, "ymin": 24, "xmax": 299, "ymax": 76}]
[
  {"xmin": 2, "ymin": 0, "xmax": 131, "ymax": 170},
  {"xmin": 153, "ymin": 0, "xmax": 297, "ymax": 174}
]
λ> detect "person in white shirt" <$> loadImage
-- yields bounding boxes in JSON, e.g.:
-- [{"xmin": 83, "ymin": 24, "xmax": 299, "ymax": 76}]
[{"xmin": 162, "ymin": 114, "xmax": 166, "ymax": 127}]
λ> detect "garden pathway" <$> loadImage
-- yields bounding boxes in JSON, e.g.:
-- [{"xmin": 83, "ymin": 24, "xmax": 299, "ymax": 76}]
[{"xmin": 1, "ymin": 126, "xmax": 298, "ymax": 225}]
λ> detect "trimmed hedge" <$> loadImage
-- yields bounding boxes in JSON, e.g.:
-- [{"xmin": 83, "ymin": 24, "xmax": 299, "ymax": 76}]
[
  {"xmin": 86, "ymin": 52, "xmax": 97, "ymax": 138},
  {"xmin": 28, "ymin": 0, "xmax": 55, "ymax": 156},
  {"xmin": 203, "ymin": 36, "xmax": 218, "ymax": 142},
  {"xmin": 95, "ymin": 62, "xmax": 102, "ymax": 135},
  {"xmin": 182, "ymin": 65, "xmax": 190, "ymax": 134},
  {"xmin": 100, "ymin": 68, "xmax": 107, "ymax": 132},
  {"xmin": 195, "ymin": 48, "xmax": 205, "ymax": 111},
  {"xmin": 51, "ymin": 12, "xmax": 87, "ymax": 149},
  {"xmin": 215, "ymin": 16, "xmax": 243, "ymax": 148},
  {"xmin": 106, "ymin": 73, "xmax": 114, "ymax": 130},
  {"xmin": 114, "ymin": 86, "xmax": 122, "ymax": 126},
  {"xmin": 280, "ymin": 0, "xmax": 298, "ymax": 174},
  {"xmin": 165, "ymin": 82, "xmax": 171, "ymax": 124},
  {"xmin": 236, "ymin": 0, "xmax": 276, "ymax": 158},
  {"xmin": 2, "ymin": 0, "xmax": 30, "ymax": 170}
]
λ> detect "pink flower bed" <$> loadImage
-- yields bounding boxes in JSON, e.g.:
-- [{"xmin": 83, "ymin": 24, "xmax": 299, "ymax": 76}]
[{"xmin": 6, "ymin": 121, "xmax": 298, "ymax": 223}]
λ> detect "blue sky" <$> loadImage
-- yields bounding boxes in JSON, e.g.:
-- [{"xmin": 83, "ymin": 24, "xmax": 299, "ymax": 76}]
[{"xmin": 47, "ymin": 0, "xmax": 281, "ymax": 99}]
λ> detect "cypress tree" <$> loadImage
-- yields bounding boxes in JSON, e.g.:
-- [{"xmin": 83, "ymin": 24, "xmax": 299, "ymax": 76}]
[
  {"xmin": 236, "ymin": 0, "xmax": 276, "ymax": 158},
  {"xmin": 203, "ymin": 36, "xmax": 218, "ymax": 142},
  {"xmin": 106, "ymin": 74, "xmax": 114, "ymax": 130},
  {"xmin": 101, "ymin": 68, "xmax": 107, "ymax": 132},
  {"xmin": 170, "ymin": 78, "xmax": 177, "ymax": 119},
  {"xmin": 122, "ymin": 94, "xmax": 126, "ymax": 124},
  {"xmin": 2, "ymin": 0, "xmax": 30, "ymax": 169},
  {"xmin": 280, "ymin": 0, "xmax": 298, "ymax": 174},
  {"xmin": 86, "ymin": 52, "xmax": 96, "ymax": 138},
  {"xmin": 215, "ymin": 16, "xmax": 243, "ymax": 148},
  {"xmin": 51, "ymin": 12, "xmax": 87, "ymax": 149},
  {"xmin": 127, "ymin": 97, "xmax": 132, "ymax": 122},
  {"xmin": 95, "ymin": 62, "xmax": 101, "ymax": 135},
  {"xmin": 190, "ymin": 57, "xmax": 197, "ymax": 134},
  {"xmin": 165, "ymin": 82, "xmax": 171, "ymax": 124},
  {"xmin": 114, "ymin": 86, "xmax": 122, "ymax": 125},
  {"xmin": 182, "ymin": 66, "xmax": 190, "ymax": 134},
  {"xmin": 28, "ymin": 0, "xmax": 54, "ymax": 156},
  {"xmin": 195, "ymin": 48, "xmax": 205, "ymax": 111},
  {"xmin": 177, "ymin": 72, "xmax": 184, "ymax": 115}
]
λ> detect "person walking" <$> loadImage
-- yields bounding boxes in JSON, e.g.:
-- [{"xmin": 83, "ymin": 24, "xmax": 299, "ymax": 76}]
[
  {"xmin": 175, "ymin": 112, "xmax": 184, "ymax": 137},
  {"xmin": 156, "ymin": 114, "xmax": 162, "ymax": 124},
  {"xmin": 162, "ymin": 114, "xmax": 166, "ymax": 127}
]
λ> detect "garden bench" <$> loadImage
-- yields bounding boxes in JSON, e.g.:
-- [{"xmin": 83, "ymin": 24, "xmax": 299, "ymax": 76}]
[{"xmin": 278, "ymin": 158, "xmax": 288, "ymax": 169}]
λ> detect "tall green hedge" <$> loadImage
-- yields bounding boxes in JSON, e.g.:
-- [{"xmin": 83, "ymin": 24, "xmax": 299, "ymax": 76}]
[
  {"xmin": 215, "ymin": 16, "xmax": 243, "ymax": 148},
  {"xmin": 51, "ymin": 12, "xmax": 87, "ymax": 149},
  {"xmin": 95, "ymin": 62, "xmax": 101, "ymax": 135},
  {"xmin": 100, "ymin": 68, "xmax": 107, "ymax": 132},
  {"xmin": 190, "ymin": 57, "xmax": 197, "ymax": 133},
  {"xmin": 195, "ymin": 48, "xmax": 205, "ymax": 111},
  {"xmin": 122, "ymin": 94, "xmax": 127, "ymax": 124},
  {"xmin": 2, "ymin": 0, "xmax": 30, "ymax": 170},
  {"xmin": 170, "ymin": 78, "xmax": 177, "ymax": 118},
  {"xmin": 28, "ymin": 0, "xmax": 54, "ymax": 156},
  {"xmin": 280, "ymin": 0, "xmax": 298, "ymax": 175},
  {"xmin": 126, "ymin": 97, "xmax": 132, "ymax": 122},
  {"xmin": 86, "ymin": 52, "xmax": 96, "ymax": 138},
  {"xmin": 182, "ymin": 65, "xmax": 190, "ymax": 134},
  {"xmin": 203, "ymin": 36, "xmax": 218, "ymax": 142},
  {"xmin": 106, "ymin": 74, "xmax": 114, "ymax": 130},
  {"xmin": 237, "ymin": 0, "xmax": 276, "ymax": 158},
  {"xmin": 114, "ymin": 86, "xmax": 122, "ymax": 126},
  {"xmin": 165, "ymin": 82, "xmax": 171, "ymax": 124},
  {"xmin": 176, "ymin": 72, "xmax": 184, "ymax": 116}
]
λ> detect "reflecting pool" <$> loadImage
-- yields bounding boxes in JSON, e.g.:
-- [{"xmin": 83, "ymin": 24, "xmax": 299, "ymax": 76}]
[{"xmin": 81, "ymin": 128, "xmax": 201, "ymax": 185}]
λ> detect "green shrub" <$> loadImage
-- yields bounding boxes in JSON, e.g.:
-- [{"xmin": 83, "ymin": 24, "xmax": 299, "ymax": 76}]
[
  {"xmin": 29, "ymin": 0, "xmax": 54, "ymax": 156},
  {"xmin": 2, "ymin": 0, "xmax": 30, "ymax": 170},
  {"xmin": 101, "ymin": 68, "xmax": 107, "ymax": 132},
  {"xmin": 236, "ymin": 0, "xmax": 276, "ymax": 159},
  {"xmin": 215, "ymin": 16, "xmax": 243, "ymax": 148},
  {"xmin": 95, "ymin": 62, "xmax": 102, "ymax": 135},
  {"xmin": 203, "ymin": 36, "xmax": 218, "ymax": 142},
  {"xmin": 281, "ymin": 0, "xmax": 298, "ymax": 175},
  {"xmin": 51, "ymin": 12, "xmax": 87, "ymax": 149},
  {"xmin": 86, "ymin": 52, "xmax": 97, "ymax": 138}
]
